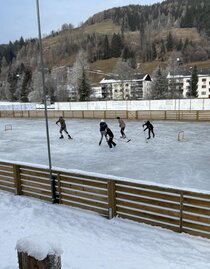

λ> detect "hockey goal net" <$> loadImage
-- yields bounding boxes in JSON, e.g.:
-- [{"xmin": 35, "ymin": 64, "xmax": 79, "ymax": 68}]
[
  {"xmin": 5, "ymin": 124, "xmax": 12, "ymax": 131},
  {"xmin": 177, "ymin": 131, "xmax": 185, "ymax": 141}
]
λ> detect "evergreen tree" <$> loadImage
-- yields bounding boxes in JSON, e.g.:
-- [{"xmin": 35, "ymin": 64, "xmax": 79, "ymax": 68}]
[
  {"xmin": 77, "ymin": 67, "xmax": 91, "ymax": 101},
  {"xmin": 149, "ymin": 67, "xmax": 168, "ymax": 100},
  {"xmin": 102, "ymin": 35, "xmax": 110, "ymax": 59},
  {"xmin": 111, "ymin": 33, "xmax": 123, "ymax": 58},
  {"xmin": 20, "ymin": 68, "xmax": 32, "ymax": 102},
  {"xmin": 166, "ymin": 32, "xmax": 174, "ymax": 52},
  {"xmin": 187, "ymin": 66, "xmax": 198, "ymax": 98}
]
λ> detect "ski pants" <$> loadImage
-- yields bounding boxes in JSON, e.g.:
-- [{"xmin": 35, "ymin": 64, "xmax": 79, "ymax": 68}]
[
  {"xmin": 99, "ymin": 131, "xmax": 107, "ymax": 145},
  {"xmin": 108, "ymin": 137, "xmax": 116, "ymax": 148},
  {"xmin": 120, "ymin": 127, "xmax": 126, "ymax": 138}
]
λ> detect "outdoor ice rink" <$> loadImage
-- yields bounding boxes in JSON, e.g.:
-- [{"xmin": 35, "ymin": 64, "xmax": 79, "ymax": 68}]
[{"xmin": 0, "ymin": 118, "xmax": 210, "ymax": 192}]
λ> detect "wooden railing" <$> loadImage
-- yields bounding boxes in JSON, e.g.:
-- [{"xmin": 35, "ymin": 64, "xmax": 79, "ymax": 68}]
[
  {"xmin": 0, "ymin": 110, "xmax": 210, "ymax": 121},
  {"xmin": 0, "ymin": 161, "xmax": 210, "ymax": 239}
]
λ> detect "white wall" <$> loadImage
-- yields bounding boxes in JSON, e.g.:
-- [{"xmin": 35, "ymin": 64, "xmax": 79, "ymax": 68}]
[
  {"xmin": 54, "ymin": 99, "xmax": 210, "ymax": 111},
  {"xmin": 0, "ymin": 99, "xmax": 209, "ymax": 111}
]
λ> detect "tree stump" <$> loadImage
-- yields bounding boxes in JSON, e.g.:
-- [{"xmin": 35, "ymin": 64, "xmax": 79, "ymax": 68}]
[{"xmin": 17, "ymin": 251, "xmax": 61, "ymax": 269}]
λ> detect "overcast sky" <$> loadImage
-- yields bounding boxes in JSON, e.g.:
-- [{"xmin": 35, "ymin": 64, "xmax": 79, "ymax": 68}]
[{"xmin": 1, "ymin": 0, "xmax": 163, "ymax": 44}]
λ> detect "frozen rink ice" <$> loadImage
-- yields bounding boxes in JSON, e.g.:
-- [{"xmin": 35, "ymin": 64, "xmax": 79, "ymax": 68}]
[{"xmin": 0, "ymin": 118, "xmax": 210, "ymax": 191}]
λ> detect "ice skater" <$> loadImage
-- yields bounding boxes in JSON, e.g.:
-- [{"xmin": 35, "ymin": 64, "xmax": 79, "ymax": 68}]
[
  {"xmin": 105, "ymin": 127, "xmax": 116, "ymax": 148},
  {"xmin": 143, "ymin": 120, "xmax": 155, "ymax": 139},
  {"xmin": 116, "ymin": 116, "xmax": 126, "ymax": 138},
  {"xmin": 99, "ymin": 119, "xmax": 108, "ymax": 145},
  {"xmin": 56, "ymin": 116, "xmax": 72, "ymax": 139}
]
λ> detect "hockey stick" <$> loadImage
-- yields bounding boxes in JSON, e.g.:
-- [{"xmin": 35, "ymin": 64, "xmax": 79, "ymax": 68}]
[
  {"xmin": 56, "ymin": 123, "xmax": 73, "ymax": 139},
  {"xmin": 115, "ymin": 137, "xmax": 131, "ymax": 143},
  {"xmin": 143, "ymin": 127, "xmax": 148, "ymax": 143}
]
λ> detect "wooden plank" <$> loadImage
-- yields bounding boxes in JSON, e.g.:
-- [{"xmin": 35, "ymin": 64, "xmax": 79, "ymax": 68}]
[
  {"xmin": 182, "ymin": 221, "xmax": 210, "ymax": 233},
  {"xmin": 183, "ymin": 197, "xmax": 210, "ymax": 208},
  {"xmin": 116, "ymin": 192, "xmax": 180, "ymax": 209},
  {"xmin": 0, "ymin": 180, "xmax": 15, "ymax": 188},
  {"xmin": 0, "ymin": 165, "xmax": 13, "ymax": 172},
  {"xmin": 21, "ymin": 175, "xmax": 51, "ymax": 185},
  {"xmin": 0, "ymin": 176, "xmax": 14, "ymax": 182},
  {"xmin": 183, "ymin": 204, "xmax": 210, "ymax": 216},
  {"xmin": 183, "ymin": 212, "xmax": 210, "ymax": 225},
  {"xmin": 61, "ymin": 194, "xmax": 108, "ymax": 209},
  {"xmin": 58, "ymin": 171, "xmax": 107, "ymax": 183},
  {"xmin": 117, "ymin": 206, "xmax": 179, "ymax": 226},
  {"xmin": 117, "ymin": 212, "xmax": 180, "ymax": 232},
  {"xmin": 22, "ymin": 192, "xmax": 51, "ymax": 202},
  {"xmin": 83, "ymin": 111, "xmax": 94, "ymax": 118},
  {"xmin": 116, "ymin": 180, "xmax": 181, "ymax": 194},
  {"xmin": 61, "ymin": 199, "xmax": 108, "ymax": 217},
  {"xmin": 0, "ymin": 170, "xmax": 13, "ymax": 177},
  {"xmin": 20, "ymin": 170, "xmax": 50, "ymax": 179},
  {"xmin": 0, "ymin": 185, "xmax": 15, "ymax": 192},
  {"xmin": 60, "ymin": 176, "xmax": 107, "ymax": 189},
  {"xmin": 59, "ymin": 181, "xmax": 107, "ymax": 195},
  {"xmin": 117, "ymin": 200, "xmax": 179, "ymax": 218},
  {"xmin": 116, "ymin": 185, "xmax": 180, "ymax": 202},
  {"xmin": 22, "ymin": 186, "xmax": 51, "ymax": 196},
  {"xmin": 21, "ymin": 179, "xmax": 51, "ymax": 190},
  {"xmin": 183, "ymin": 191, "xmax": 210, "ymax": 200},
  {"xmin": 61, "ymin": 188, "xmax": 107, "ymax": 202},
  {"xmin": 182, "ymin": 228, "xmax": 210, "ymax": 239}
]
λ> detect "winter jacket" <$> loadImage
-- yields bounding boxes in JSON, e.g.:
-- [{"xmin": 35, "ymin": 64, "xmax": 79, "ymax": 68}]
[
  {"xmin": 143, "ymin": 121, "xmax": 153, "ymax": 130},
  {"xmin": 118, "ymin": 118, "xmax": 125, "ymax": 128},
  {"xmin": 100, "ymin": 122, "xmax": 108, "ymax": 132},
  {"xmin": 106, "ymin": 128, "xmax": 114, "ymax": 138}
]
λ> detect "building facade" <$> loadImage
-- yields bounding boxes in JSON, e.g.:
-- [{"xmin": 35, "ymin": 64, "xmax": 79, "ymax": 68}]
[
  {"xmin": 100, "ymin": 74, "xmax": 152, "ymax": 100},
  {"xmin": 167, "ymin": 69, "xmax": 210, "ymax": 99}
]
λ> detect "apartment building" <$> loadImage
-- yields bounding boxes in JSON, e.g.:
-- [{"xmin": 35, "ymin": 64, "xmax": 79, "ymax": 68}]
[{"xmin": 100, "ymin": 74, "xmax": 152, "ymax": 100}]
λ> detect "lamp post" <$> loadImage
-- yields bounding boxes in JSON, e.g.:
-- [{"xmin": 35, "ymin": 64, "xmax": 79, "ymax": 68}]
[{"xmin": 36, "ymin": 0, "xmax": 55, "ymax": 203}]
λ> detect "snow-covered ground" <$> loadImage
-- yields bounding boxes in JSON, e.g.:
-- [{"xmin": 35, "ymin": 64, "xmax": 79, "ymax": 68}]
[
  {"xmin": 0, "ymin": 118, "xmax": 209, "ymax": 191},
  {"xmin": 1, "ymin": 190, "xmax": 210, "ymax": 269}
]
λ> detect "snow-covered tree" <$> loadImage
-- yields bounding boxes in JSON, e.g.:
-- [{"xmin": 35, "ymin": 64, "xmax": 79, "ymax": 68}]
[{"xmin": 149, "ymin": 67, "xmax": 168, "ymax": 99}]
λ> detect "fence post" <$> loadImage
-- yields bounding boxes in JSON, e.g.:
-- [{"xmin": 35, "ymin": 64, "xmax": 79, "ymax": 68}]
[
  {"xmin": 13, "ymin": 164, "xmax": 22, "ymax": 195},
  {"xmin": 107, "ymin": 179, "xmax": 116, "ymax": 219},
  {"xmin": 17, "ymin": 252, "xmax": 61, "ymax": 269},
  {"xmin": 179, "ymin": 191, "xmax": 184, "ymax": 233},
  {"xmin": 16, "ymin": 236, "xmax": 62, "ymax": 269}
]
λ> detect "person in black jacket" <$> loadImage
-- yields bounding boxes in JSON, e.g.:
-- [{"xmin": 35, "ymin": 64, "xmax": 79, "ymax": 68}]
[
  {"xmin": 105, "ymin": 127, "xmax": 116, "ymax": 148},
  {"xmin": 99, "ymin": 119, "xmax": 108, "ymax": 145},
  {"xmin": 56, "ymin": 116, "xmax": 72, "ymax": 139},
  {"xmin": 143, "ymin": 120, "xmax": 155, "ymax": 139}
]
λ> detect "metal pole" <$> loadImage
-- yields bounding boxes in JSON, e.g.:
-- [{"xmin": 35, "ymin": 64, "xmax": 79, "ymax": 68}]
[{"xmin": 36, "ymin": 0, "xmax": 56, "ymax": 203}]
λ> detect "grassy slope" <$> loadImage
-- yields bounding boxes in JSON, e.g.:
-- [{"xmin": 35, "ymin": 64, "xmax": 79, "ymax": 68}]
[{"xmin": 42, "ymin": 20, "xmax": 207, "ymax": 82}]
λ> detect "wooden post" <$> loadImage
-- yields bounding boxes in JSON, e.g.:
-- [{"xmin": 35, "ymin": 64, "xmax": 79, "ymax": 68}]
[
  {"xmin": 13, "ymin": 164, "xmax": 22, "ymax": 195},
  {"xmin": 17, "ymin": 252, "xmax": 61, "ymax": 269},
  {"xmin": 107, "ymin": 179, "xmax": 116, "ymax": 219},
  {"xmin": 179, "ymin": 191, "xmax": 184, "ymax": 233}
]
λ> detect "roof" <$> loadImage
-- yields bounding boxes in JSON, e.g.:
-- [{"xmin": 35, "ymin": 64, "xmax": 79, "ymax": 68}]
[{"xmin": 100, "ymin": 74, "xmax": 151, "ymax": 84}]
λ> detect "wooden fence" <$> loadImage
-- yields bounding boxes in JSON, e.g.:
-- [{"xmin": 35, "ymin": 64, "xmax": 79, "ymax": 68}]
[
  {"xmin": 0, "ymin": 161, "xmax": 210, "ymax": 239},
  {"xmin": 0, "ymin": 110, "xmax": 210, "ymax": 121}
]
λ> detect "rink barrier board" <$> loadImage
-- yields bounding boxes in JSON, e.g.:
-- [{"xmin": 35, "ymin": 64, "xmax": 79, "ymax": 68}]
[
  {"xmin": 0, "ymin": 161, "xmax": 210, "ymax": 239},
  {"xmin": 0, "ymin": 110, "xmax": 209, "ymax": 121}
]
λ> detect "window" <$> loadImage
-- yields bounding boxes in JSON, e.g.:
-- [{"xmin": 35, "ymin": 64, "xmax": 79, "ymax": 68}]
[
  {"xmin": 201, "ymin": 91, "xmax": 206, "ymax": 95},
  {"xmin": 202, "ymin": 78, "xmax": 206, "ymax": 82},
  {"xmin": 202, "ymin": 85, "xmax": 206, "ymax": 88}
]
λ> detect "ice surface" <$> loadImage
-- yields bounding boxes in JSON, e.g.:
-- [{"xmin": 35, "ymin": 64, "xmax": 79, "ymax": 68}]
[{"xmin": 0, "ymin": 118, "xmax": 209, "ymax": 191}]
